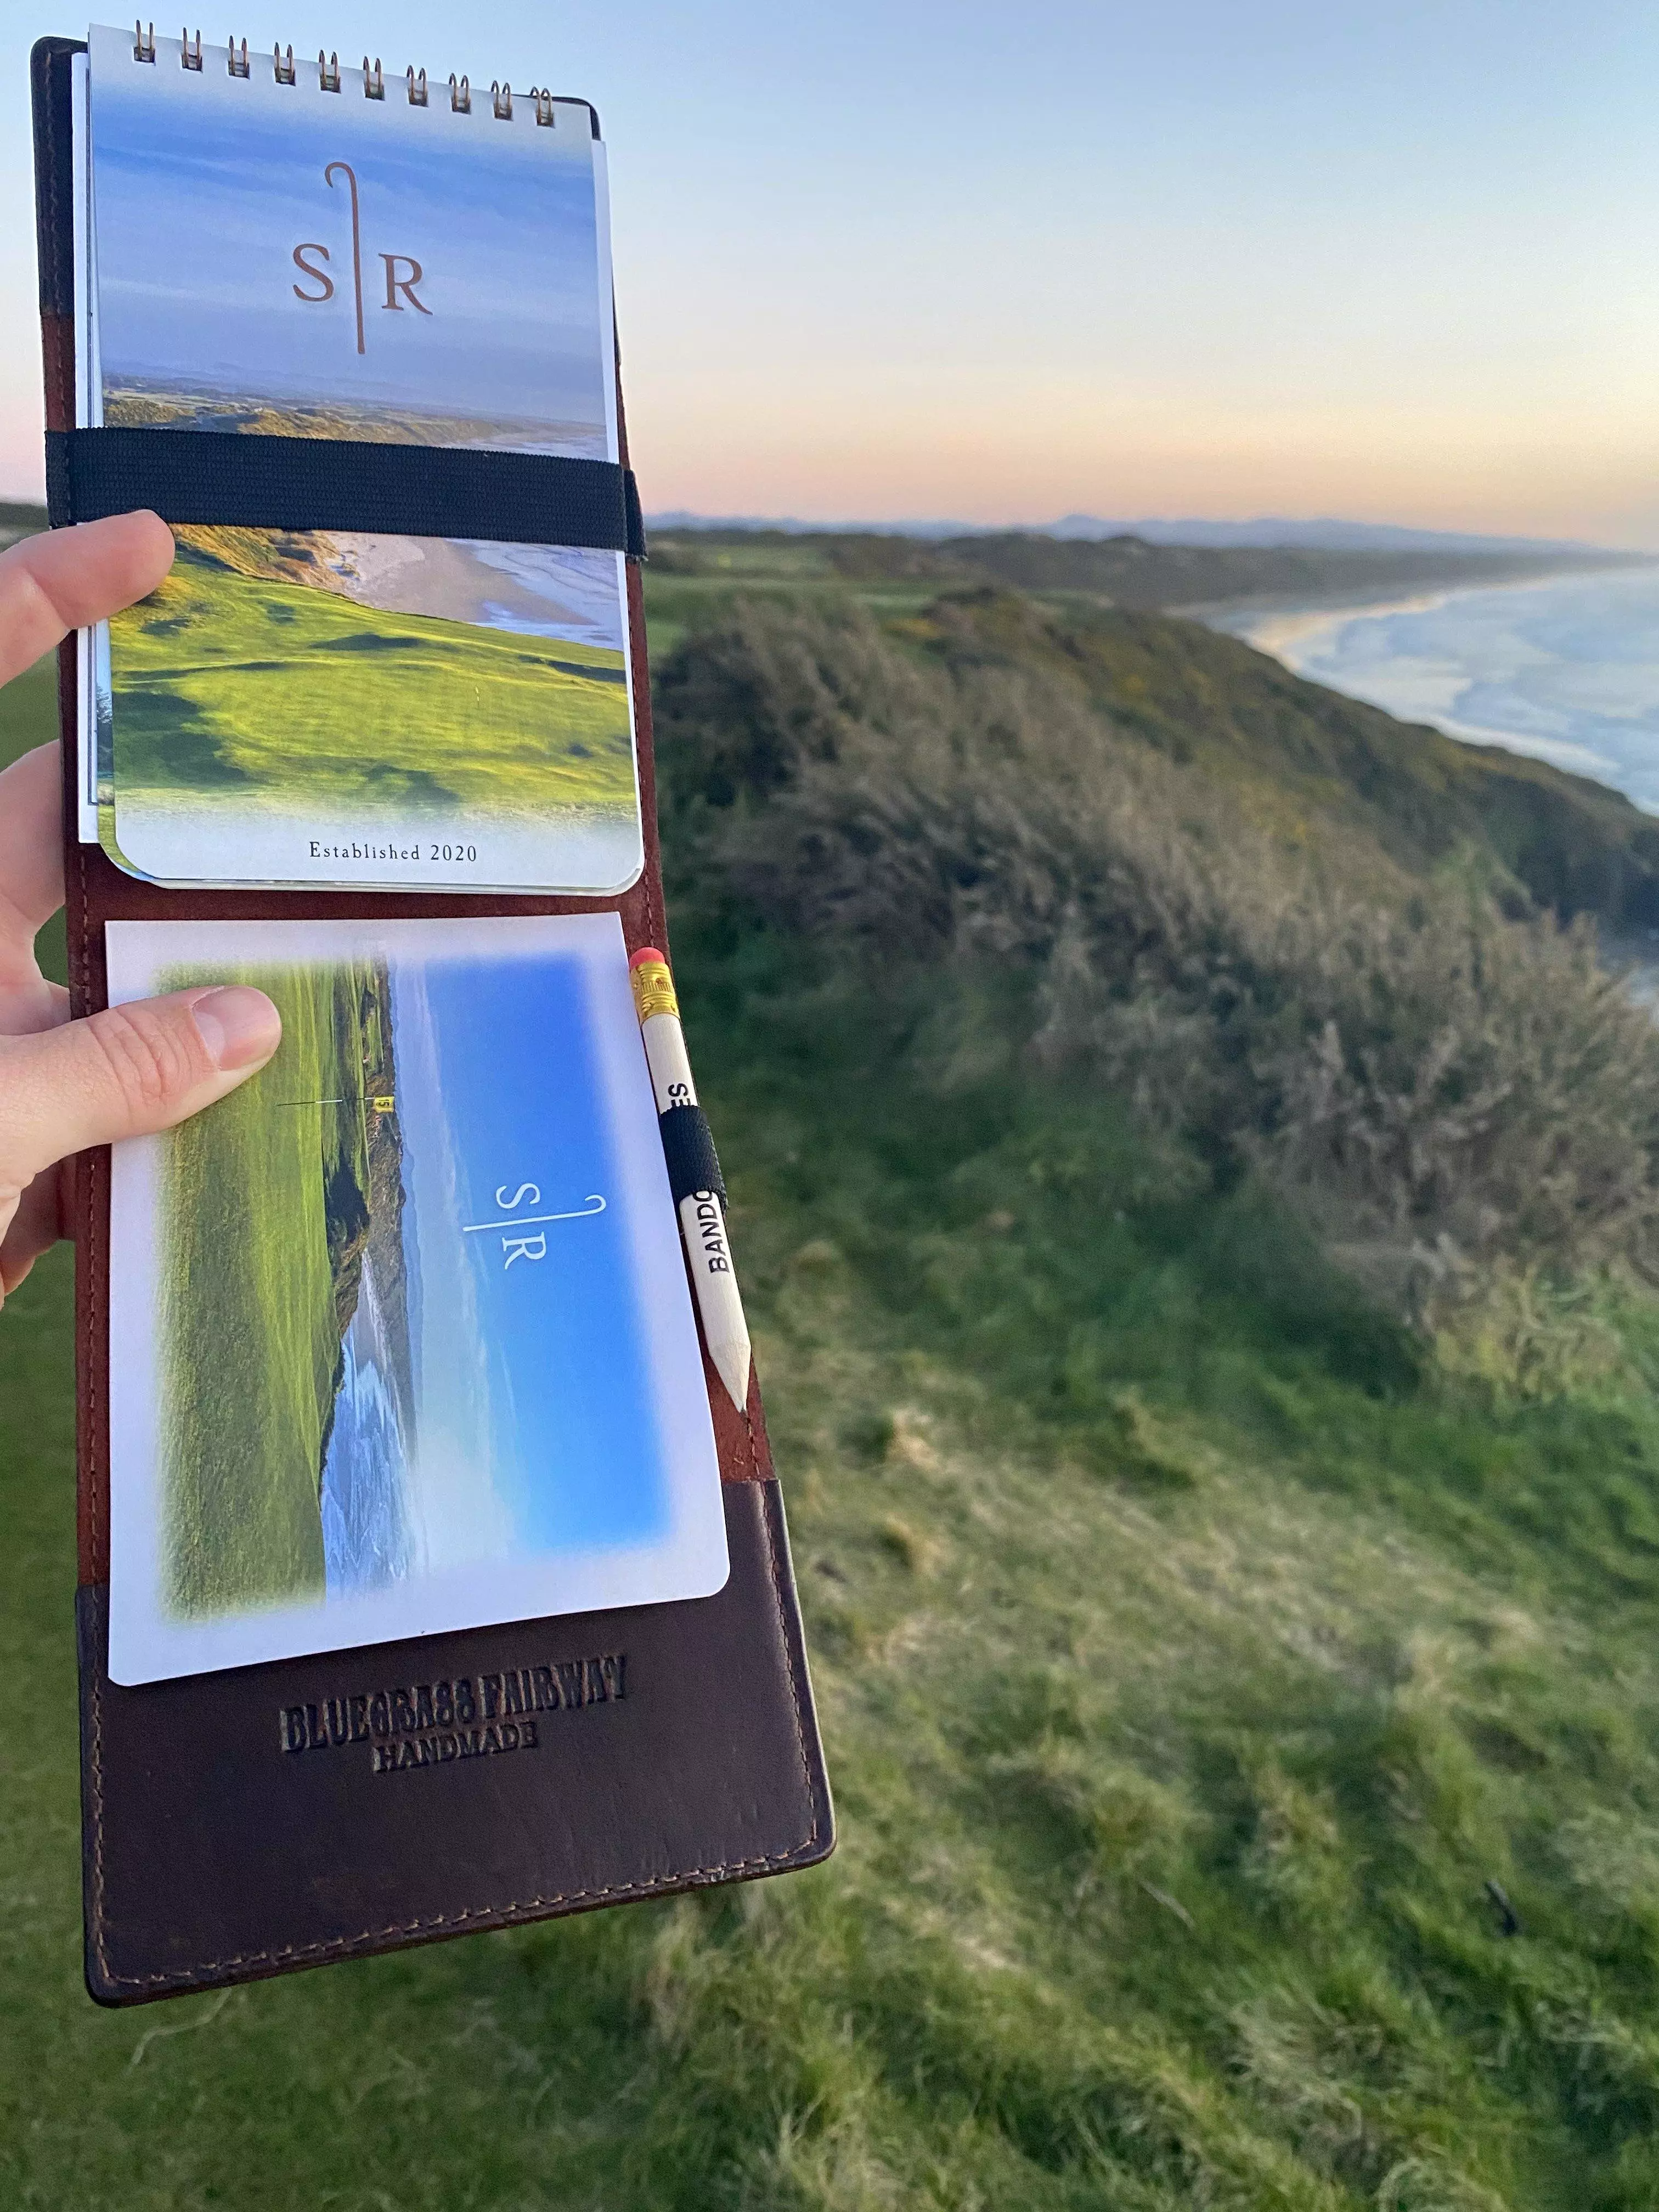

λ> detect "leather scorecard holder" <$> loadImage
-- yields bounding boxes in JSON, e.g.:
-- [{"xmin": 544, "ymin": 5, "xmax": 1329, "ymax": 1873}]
[{"xmin": 33, "ymin": 37, "xmax": 833, "ymax": 2007}]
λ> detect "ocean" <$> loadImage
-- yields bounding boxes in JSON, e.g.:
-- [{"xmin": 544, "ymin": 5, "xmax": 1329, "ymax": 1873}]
[
  {"xmin": 1213, "ymin": 566, "xmax": 1659, "ymax": 814},
  {"xmin": 318, "ymin": 1246, "xmax": 415, "ymax": 1598}
]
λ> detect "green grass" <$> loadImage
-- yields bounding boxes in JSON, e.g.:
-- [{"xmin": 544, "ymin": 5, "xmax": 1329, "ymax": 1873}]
[
  {"xmin": 14, "ymin": 923, "xmax": 1659, "ymax": 2203},
  {"xmin": 110, "ymin": 537, "xmax": 636, "ymax": 817},
  {"xmin": 643, "ymin": 571, "xmax": 941, "ymax": 662},
  {"xmin": 153, "ymin": 958, "xmax": 380, "ymax": 1616},
  {"xmin": 648, "ymin": 520, "xmax": 1644, "ymax": 618},
  {"xmin": 10, "ymin": 544, "xmax": 1659, "ymax": 2206}
]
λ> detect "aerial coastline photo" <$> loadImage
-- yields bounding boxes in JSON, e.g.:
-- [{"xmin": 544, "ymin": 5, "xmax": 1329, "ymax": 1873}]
[
  {"xmin": 105, "ymin": 917, "xmax": 726, "ymax": 1685},
  {"xmin": 104, "ymin": 514, "xmax": 636, "ymax": 881}
]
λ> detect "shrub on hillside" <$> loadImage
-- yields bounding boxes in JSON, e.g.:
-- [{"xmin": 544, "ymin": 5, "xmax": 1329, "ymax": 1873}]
[{"xmin": 654, "ymin": 597, "xmax": 1659, "ymax": 1316}]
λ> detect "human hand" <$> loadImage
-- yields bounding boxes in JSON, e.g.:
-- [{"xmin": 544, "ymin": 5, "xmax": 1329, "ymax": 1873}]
[{"xmin": 0, "ymin": 512, "xmax": 281, "ymax": 1307}]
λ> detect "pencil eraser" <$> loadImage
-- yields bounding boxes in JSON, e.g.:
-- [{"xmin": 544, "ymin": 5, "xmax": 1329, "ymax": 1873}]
[{"xmin": 630, "ymin": 946, "xmax": 668, "ymax": 969}]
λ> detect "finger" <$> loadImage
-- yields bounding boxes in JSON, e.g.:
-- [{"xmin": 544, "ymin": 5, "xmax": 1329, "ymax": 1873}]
[
  {"xmin": 0, "ymin": 743, "xmax": 67, "ymax": 960},
  {"xmin": 0, "ymin": 966, "xmax": 70, "ymax": 1047},
  {"xmin": 0, "ymin": 512, "xmax": 175, "ymax": 689},
  {"xmin": 0, "ymin": 1165, "xmax": 65, "ymax": 1302},
  {"xmin": 0, "ymin": 969, "xmax": 72, "ymax": 1049},
  {"xmin": 0, "ymin": 744, "xmax": 70, "ymax": 1040},
  {"xmin": 0, "ymin": 986, "xmax": 281, "ymax": 1198}
]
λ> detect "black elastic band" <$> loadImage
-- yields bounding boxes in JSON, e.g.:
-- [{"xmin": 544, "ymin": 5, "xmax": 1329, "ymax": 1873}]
[
  {"xmin": 46, "ymin": 427, "xmax": 647, "ymax": 557},
  {"xmin": 658, "ymin": 1103, "xmax": 727, "ymax": 1209}
]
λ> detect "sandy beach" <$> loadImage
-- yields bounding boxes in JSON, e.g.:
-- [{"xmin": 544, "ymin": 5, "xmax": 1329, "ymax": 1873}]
[
  {"xmin": 1215, "ymin": 587, "xmax": 1464, "ymax": 664},
  {"xmin": 321, "ymin": 534, "xmax": 595, "ymax": 633}
]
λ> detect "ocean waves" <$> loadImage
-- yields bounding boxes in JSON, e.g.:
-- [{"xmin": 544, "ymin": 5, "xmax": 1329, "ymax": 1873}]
[
  {"xmin": 1221, "ymin": 567, "xmax": 1659, "ymax": 811},
  {"xmin": 319, "ymin": 1250, "xmax": 416, "ymax": 1596}
]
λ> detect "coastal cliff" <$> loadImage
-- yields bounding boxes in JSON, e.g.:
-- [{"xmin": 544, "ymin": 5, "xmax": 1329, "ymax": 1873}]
[{"xmin": 317, "ymin": 960, "xmax": 417, "ymax": 1479}]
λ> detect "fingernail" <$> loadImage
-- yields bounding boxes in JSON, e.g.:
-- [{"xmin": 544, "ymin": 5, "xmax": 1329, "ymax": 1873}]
[{"xmin": 191, "ymin": 986, "xmax": 281, "ymax": 1071}]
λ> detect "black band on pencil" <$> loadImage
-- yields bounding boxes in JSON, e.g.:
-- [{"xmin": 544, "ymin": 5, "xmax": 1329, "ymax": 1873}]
[
  {"xmin": 44, "ymin": 428, "xmax": 649, "ymax": 558},
  {"xmin": 658, "ymin": 1103, "xmax": 727, "ymax": 1209}
]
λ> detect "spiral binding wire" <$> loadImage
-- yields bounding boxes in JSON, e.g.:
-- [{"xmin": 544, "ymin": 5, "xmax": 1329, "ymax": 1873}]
[{"xmin": 131, "ymin": 25, "xmax": 554, "ymax": 116}]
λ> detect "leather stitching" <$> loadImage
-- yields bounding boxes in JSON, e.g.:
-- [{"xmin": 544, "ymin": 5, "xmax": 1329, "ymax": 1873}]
[
  {"xmin": 87, "ymin": 1842, "xmax": 825, "ymax": 1989},
  {"xmin": 86, "ymin": 1484, "xmax": 823, "ymax": 1991},
  {"xmin": 762, "ymin": 1479, "xmax": 821, "ymax": 1846},
  {"xmin": 80, "ymin": 876, "xmax": 115, "ymax": 1990},
  {"xmin": 38, "ymin": 47, "xmax": 72, "ymax": 320}
]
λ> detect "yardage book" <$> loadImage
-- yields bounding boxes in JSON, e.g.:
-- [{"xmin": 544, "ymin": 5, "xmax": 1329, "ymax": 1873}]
[
  {"xmin": 33, "ymin": 30, "xmax": 831, "ymax": 2006},
  {"xmin": 74, "ymin": 19, "xmax": 642, "ymax": 896}
]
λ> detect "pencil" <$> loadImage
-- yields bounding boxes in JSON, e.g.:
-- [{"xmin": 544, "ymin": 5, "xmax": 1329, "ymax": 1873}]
[{"xmin": 629, "ymin": 949, "xmax": 752, "ymax": 1413}]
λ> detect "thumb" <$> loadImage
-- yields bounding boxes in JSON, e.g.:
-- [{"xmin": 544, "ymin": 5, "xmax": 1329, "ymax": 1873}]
[{"xmin": 0, "ymin": 986, "xmax": 281, "ymax": 1191}]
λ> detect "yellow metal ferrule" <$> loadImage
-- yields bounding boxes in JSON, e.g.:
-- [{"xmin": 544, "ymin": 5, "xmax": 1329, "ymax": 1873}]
[{"xmin": 630, "ymin": 958, "xmax": 679, "ymax": 1024}]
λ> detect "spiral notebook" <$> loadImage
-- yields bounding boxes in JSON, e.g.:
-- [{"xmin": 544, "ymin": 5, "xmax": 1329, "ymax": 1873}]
[
  {"xmin": 33, "ymin": 30, "xmax": 832, "ymax": 2007},
  {"xmin": 70, "ymin": 23, "xmax": 642, "ymax": 895}
]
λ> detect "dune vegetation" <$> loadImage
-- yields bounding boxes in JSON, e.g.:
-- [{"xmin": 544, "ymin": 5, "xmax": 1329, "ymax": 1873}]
[{"xmin": 9, "ymin": 550, "xmax": 1659, "ymax": 2204}]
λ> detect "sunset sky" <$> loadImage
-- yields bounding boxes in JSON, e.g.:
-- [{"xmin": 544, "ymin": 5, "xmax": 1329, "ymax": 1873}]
[{"xmin": 4, "ymin": 1, "xmax": 1655, "ymax": 544}]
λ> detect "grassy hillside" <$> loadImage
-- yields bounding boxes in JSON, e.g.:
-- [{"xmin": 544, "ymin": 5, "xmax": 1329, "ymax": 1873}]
[
  {"xmin": 650, "ymin": 520, "xmax": 1645, "ymax": 615},
  {"xmin": 653, "ymin": 593, "xmax": 1659, "ymax": 1325},
  {"xmin": 154, "ymin": 957, "xmax": 398, "ymax": 1618},
  {"xmin": 928, "ymin": 527, "xmax": 1638, "ymax": 609},
  {"xmin": 906, "ymin": 590, "xmax": 1659, "ymax": 928},
  {"xmin": 110, "ymin": 533, "xmax": 634, "ymax": 818},
  {"xmin": 7, "ymin": 551, "xmax": 1659, "ymax": 2204},
  {"xmin": 651, "ymin": 564, "xmax": 1659, "ymax": 933}
]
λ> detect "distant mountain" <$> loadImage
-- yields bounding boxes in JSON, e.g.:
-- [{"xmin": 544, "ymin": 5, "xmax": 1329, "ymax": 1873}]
[
  {"xmin": 648, "ymin": 521, "xmax": 1646, "ymax": 617},
  {"xmin": 1045, "ymin": 515, "xmax": 1616, "ymax": 557},
  {"xmin": 646, "ymin": 509, "xmax": 1634, "ymax": 559},
  {"xmin": 644, "ymin": 510, "xmax": 966, "ymax": 538}
]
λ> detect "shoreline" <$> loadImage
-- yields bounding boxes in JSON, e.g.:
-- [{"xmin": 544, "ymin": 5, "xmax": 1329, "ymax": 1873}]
[
  {"xmin": 1188, "ymin": 563, "xmax": 1659, "ymax": 806},
  {"xmin": 324, "ymin": 532, "xmax": 595, "ymax": 632},
  {"xmin": 1187, "ymin": 560, "xmax": 1659, "ymax": 657}
]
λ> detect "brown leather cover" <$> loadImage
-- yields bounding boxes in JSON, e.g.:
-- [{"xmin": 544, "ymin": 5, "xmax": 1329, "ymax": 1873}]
[{"xmin": 32, "ymin": 36, "xmax": 832, "ymax": 2005}]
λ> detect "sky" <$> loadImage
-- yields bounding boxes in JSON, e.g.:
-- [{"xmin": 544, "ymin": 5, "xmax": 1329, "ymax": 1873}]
[
  {"xmin": 392, "ymin": 948, "xmax": 669, "ymax": 1567},
  {"xmin": 89, "ymin": 23, "xmax": 610, "ymax": 440},
  {"xmin": 5, "ymin": 3, "xmax": 1657, "ymax": 544}
]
